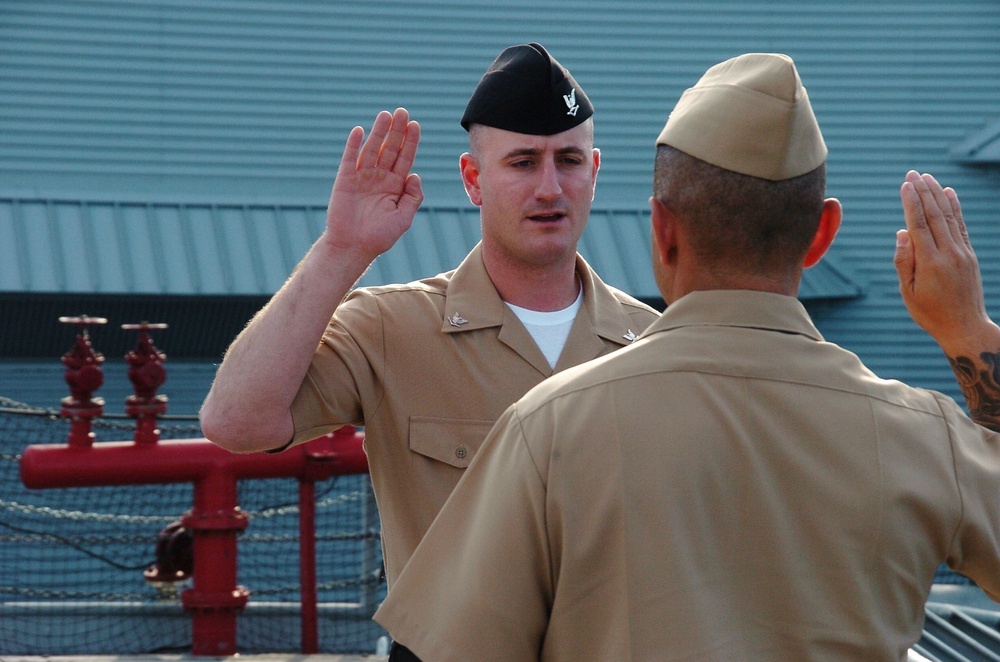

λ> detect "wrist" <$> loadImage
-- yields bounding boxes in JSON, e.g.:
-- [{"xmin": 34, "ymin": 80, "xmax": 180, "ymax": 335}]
[{"xmin": 937, "ymin": 318, "xmax": 1000, "ymax": 363}]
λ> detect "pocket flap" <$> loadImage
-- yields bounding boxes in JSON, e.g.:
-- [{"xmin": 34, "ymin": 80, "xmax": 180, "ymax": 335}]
[{"xmin": 408, "ymin": 417, "xmax": 495, "ymax": 469}]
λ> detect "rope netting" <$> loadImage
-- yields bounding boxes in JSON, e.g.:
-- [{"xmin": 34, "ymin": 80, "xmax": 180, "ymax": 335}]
[{"xmin": 0, "ymin": 397, "xmax": 387, "ymax": 655}]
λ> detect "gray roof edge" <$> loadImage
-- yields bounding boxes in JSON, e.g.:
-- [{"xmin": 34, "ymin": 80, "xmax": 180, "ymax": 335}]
[
  {"xmin": 950, "ymin": 118, "xmax": 1000, "ymax": 165},
  {"xmin": 0, "ymin": 194, "xmax": 864, "ymax": 302},
  {"xmin": 800, "ymin": 253, "xmax": 866, "ymax": 301}
]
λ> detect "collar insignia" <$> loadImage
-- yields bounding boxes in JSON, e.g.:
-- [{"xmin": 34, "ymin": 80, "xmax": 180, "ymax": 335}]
[
  {"xmin": 448, "ymin": 313, "xmax": 468, "ymax": 327},
  {"xmin": 623, "ymin": 329, "xmax": 638, "ymax": 343}
]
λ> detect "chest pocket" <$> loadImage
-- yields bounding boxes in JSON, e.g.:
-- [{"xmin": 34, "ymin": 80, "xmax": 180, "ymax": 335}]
[{"xmin": 408, "ymin": 417, "xmax": 495, "ymax": 469}]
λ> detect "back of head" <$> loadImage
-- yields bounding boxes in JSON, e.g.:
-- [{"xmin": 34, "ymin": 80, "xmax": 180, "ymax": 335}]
[
  {"xmin": 654, "ymin": 53, "xmax": 828, "ymax": 274},
  {"xmin": 462, "ymin": 42, "xmax": 594, "ymax": 139}
]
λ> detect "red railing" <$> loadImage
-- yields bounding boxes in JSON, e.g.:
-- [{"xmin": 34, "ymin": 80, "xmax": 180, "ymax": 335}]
[{"xmin": 18, "ymin": 318, "xmax": 370, "ymax": 656}]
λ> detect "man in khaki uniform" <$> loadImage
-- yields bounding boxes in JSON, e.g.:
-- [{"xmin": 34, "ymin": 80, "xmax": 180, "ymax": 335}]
[
  {"xmin": 199, "ymin": 41, "xmax": 658, "ymax": 600},
  {"xmin": 375, "ymin": 53, "xmax": 1000, "ymax": 661}
]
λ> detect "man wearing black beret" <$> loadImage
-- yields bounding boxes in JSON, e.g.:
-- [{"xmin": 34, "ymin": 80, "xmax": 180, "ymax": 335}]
[{"xmin": 199, "ymin": 42, "xmax": 659, "ymax": 653}]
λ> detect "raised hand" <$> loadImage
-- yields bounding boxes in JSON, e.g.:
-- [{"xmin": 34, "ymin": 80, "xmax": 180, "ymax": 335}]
[
  {"xmin": 895, "ymin": 170, "xmax": 986, "ymax": 341},
  {"xmin": 895, "ymin": 170, "xmax": 1000, "ymax": 431},
  {"xmin": 324, "ymin": 107, "xmax": 424, "ymax": 263},
  {"xmin": 200, "ymin": 109, "xmax": 424, "ymax": 453}
]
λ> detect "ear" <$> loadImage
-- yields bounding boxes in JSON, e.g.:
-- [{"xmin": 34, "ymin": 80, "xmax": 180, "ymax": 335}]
[
  {"xmin": 650, "ymin": 197, "xmax": 678, "ymax": 268},
  {"xmin": 460, "ymin": 152, "xmax": 483, "ymax": 206},
  {"xmin": 590, "ymin": 148, "xmax": 601, "ymax": 200},
  {"xmin": 803, "ymin": 198, "xmax": 842, "ymax": 268}
]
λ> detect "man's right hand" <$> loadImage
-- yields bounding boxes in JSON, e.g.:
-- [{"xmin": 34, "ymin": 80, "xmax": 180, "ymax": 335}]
[
  {"xmin": 895, "ymin": 170, "xmax": 1000, "ymax": 431},
  {"xmin": 322, "ymin": 107, "xmax": 424, "ymax": 269}
]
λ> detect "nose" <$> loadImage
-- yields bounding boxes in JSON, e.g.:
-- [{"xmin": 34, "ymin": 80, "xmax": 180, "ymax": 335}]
[{"xmin": 534, "ymin": 159, "xmax": 562, "ymax": 201}]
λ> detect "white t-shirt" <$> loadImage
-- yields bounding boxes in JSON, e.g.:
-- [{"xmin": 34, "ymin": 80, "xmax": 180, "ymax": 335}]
[{"xmin": 506, "ymin": 287, "xmax": 584, "ymax": 369}]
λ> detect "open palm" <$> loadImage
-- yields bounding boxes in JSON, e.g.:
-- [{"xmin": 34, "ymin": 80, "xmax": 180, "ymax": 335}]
[{"xmin": 326, "ymin": 108, "xmax": 424, "ymax": 260}]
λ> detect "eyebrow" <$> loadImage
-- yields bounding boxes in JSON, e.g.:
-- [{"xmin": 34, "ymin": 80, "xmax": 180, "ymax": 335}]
[{"xmin": 501, "ymin": 146, "xmax": 589, "ymax": 160}]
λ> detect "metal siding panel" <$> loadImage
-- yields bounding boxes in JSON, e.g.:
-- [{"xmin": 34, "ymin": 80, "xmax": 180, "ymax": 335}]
[
  {"xmin": 245, "ymin": 206, "xmax": 291, "ymax": 293},
  {"xmin": 184, "ymin": 205, "xmax": 228, "ymax": 294},
  {"xmin": 279, "ymin": 206, "xmax": 322, "ymax": 272},
  {"xmin": 49, "ymin": 202, "xmax": 93, "ymax": 293},
  {"xmin": 579, "ymin": 210, "xmax": 655, "ymax": 297},
  {"xmin": 86, "ymin": 203, "xmax": 130, "ymax": 293},
  {"xmin": 425, "ymin": 208, "xmax": 475, "ymax": 274},
  {"xmin": 118, "ymin": 204, "xmax": 162, "ymax": 293},
  {"xmin": 152, "ymin": 205, "xmax": 197, "ymax": 293},
  {"xmin": 213, "ymin": 206, "xmax": 258, "ymax": 295},
  {"xmin": 18, "ymin": 202, "xmax": 60, "ymax": 292},
  {"xmin": 0, "ymin": 202, "xmax": 25, "ymax": 291}
]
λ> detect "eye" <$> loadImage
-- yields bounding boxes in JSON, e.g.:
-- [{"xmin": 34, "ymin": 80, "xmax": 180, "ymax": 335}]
[{"xmin": 558, "ymin": 153, "xmax": 586, "ymax": 167}]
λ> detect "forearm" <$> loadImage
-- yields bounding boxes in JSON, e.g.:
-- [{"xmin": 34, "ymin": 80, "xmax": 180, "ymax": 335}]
[
  {"xmin": 200, "ymin": 238, "xmax": 371, "ymax": 452},
  {"xmin": 201, "ymin": 108, "xmax": 422, "ymax": 452},
  {"xmin": 938, "ymin": 322, "xmax": 1000, "ymax": 433}
]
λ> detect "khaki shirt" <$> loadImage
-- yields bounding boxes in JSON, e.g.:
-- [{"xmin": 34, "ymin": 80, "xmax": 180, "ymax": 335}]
[
  {"xmin": 289, "ymin": 244, "xmax": 658, "ymax": 586},
  {"xmin": 376, "ymin": 290, "xmax": 1000, "ymax": 662}
]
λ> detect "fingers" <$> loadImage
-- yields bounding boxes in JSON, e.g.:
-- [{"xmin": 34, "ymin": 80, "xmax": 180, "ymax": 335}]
[
  {"xmin": 900, "ymin": 173, "xmax": 928, "ymax": 238},
  {"xmin": 902, "ymin": 170, "xmax": 966, "ymax": 251},
  {"xmin": 893, "ymin": 227, "xmax": 916, "ymax": 299},
  {"xmin": 399, "ymin": 173, "xmax": 425, "ymax": 215},
  {"xmin": 356, "ymin": 108, "xmax": 420, "ymax": 174},
  {"xmin": 394, "ymin": 117, "xmax": 421, "ymax": 176},
  {"xmin": 379, "ymin": 108, "xmax": 408, "ymax": 165},
  {"xmin": 337, "ymin": 125, "xmax": 366, "ymax": 181},
  {"xmin": 943, "ymin": 186, "xmax": 973, "ymax": 251},
  {"xmin": 356, "ymin": 110, "xmax": 393, "ymax": 170}
]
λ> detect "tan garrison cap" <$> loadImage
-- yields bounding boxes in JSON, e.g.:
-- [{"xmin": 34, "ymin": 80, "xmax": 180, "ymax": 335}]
[{"xmin": 656, "ymin": 53, "xmax": 827, "ymax": 181}]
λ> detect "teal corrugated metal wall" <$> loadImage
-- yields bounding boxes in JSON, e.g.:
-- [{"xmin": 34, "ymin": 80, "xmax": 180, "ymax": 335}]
[{"xmin": 2, "ymin": 0, "xmax": 999, "ymax": 402}]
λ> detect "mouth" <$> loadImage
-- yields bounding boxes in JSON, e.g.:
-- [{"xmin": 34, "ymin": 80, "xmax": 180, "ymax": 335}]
[{"xmin": 527, "ymin": 212, "xmax": 567, "ymax": 223}]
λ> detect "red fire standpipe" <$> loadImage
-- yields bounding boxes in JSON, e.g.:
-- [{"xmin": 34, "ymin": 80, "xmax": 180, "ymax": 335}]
[
  {"xmin": 58, "ymin": 315, "xmax": 108, "ymax": 448},
  {"xmin": 122, "ymin": 322, "xmax": 169, "ymax": 445}
]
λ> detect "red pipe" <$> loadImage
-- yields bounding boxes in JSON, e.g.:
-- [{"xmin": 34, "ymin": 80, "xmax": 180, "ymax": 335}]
[
  {"xmin": 182, "ymin": 469, "xmax": 249, "ymax": 656},
  {"xmin": 20, "ymin": 431, "xmax": 368, "ymax": 489},
  {"xmin": 299, "ymin": 480, "xmax": 319, "ymax": 654},
  {"xmin": 19, "ymin": 428, "xmax": 368, "ymax": 656}
]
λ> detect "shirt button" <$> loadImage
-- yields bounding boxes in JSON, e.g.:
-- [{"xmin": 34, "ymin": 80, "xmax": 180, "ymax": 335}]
[{"xmin": 455, "ymin": 445, "xmax": 468, "ymax": 460}]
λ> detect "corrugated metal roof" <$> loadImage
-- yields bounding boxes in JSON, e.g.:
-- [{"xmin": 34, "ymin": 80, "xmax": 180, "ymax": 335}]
[
  {"xmin": 0, "ymin": 197, "xmax": 860, "ymax": 302},
  {"xmin": 951, "ymin": 118, "xmax": 1000, "ymax": 164}
]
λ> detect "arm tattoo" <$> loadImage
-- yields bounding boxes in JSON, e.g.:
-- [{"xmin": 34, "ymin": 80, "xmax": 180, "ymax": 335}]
[{"xmin": 948, "ymin": 351, "xmax": 1000, "ymax": 433}]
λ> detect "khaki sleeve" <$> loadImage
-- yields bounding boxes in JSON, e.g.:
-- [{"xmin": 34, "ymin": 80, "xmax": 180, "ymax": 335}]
[
  {"xmin": 289, "ymin": 289, "xmax": 383, "ymax": 447},
  {"xmin": 942, "ymin": 392, "xmax": 1000, "ymax": 601}
]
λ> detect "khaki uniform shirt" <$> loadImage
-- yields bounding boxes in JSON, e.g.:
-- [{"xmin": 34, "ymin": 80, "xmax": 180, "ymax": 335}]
[
  {"xmin": 289, "ymin": 244, "xmax": 658, "ymax": 586},
  {"xmin": 376, "ymin": 290, "xmax": 1000, "ymax": 662}
]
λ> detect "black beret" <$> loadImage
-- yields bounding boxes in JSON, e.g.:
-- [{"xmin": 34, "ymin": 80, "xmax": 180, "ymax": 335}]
[{"xmin": 461, "ymin": 43, "xmax": 594, "ymax": 135}]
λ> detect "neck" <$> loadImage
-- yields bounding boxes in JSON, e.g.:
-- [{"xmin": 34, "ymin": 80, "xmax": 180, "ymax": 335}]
[
  {"xmin": 666, "ymin": 265, "xmax": 802, "ymax": 304},
  {"xmin": 483, "ymin": 252, "xmax": 580, "ymax": 311}
]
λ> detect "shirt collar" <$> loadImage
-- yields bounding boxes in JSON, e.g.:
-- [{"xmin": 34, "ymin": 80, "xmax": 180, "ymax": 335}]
[
  {"xmin": 441, "ymin": 243, "xmax": 640, "ymax": 348},
  {"xmin": 644, "ymin": 289, "xmax": 824, "ymax": 342}
]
